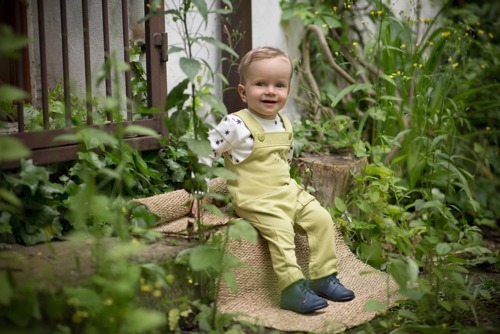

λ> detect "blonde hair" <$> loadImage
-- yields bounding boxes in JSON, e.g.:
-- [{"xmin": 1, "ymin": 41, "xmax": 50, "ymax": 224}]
[{"xmin": 237, "ymin": 46, "xmax": 293, "ymax": 84}]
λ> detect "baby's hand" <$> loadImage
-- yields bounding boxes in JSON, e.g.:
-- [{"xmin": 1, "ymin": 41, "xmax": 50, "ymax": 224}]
[{"xmin": 191, "ymin": 196, "xmax": 207, "ymax": 218}]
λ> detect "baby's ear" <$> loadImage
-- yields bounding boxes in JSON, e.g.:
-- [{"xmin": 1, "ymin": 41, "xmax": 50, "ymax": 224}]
[{"xmin": 237, "ymin": 84, "xmax": 247, "ymax": 103}]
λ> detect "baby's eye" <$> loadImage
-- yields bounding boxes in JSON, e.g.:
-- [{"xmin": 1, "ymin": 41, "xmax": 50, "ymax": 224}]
[
  {"xmin": 256, "ymin": 82, "xmax": 264, "ymax": 86},
  {"xmin": 276, "ymin": 83, "xmax": 286, "ymax": 88}
]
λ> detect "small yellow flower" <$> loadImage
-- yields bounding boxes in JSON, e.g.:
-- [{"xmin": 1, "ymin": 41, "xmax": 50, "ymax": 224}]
[
  {"xmin": 423, "ymin": 18, "xmax": 431, "ymax": 24},
  {"xmin": 154, "ymin": 281, "xmax": 163, "ymax": 289},
  {"xmin": 401, "ymin": 43, "xmax": 406, "ymax": 49},
  {"xmin": 104, "ymin": 298, "xmax": 113, "ymax": 306},
  {"xmin": 415, "ymin": 42, "xmax": 420, "ymax": 47},
  {"xmin": 335, "ymin": 51, "xmax": 339, "ymax": 56},
  {"xmin": 333, "ymin": 6, "xmax": 337, "ymax": 12},
  {"xmin": 347, "ymin": 4, "xmax": 351, "ymax": 9},
  {"xmin": 370, "ymin": 10, "xmax": 375, "ymax": 15},
  {"xmin": 377, "ymin": 10, "xmax": 383, "ymax": 15},
  {"xmin": 478, "ymin": 30, "xmax": 484, "ymax": 36},
  {"xmin": 418, "ymin": 64, "xmax": 423, "ymax": 68},
  {"xmin": 361, "ymin": 20, "xmax": 366, "ymax": 24},
  {"xmin": 448, "ymin": 56, "xmax": 452, "ymax": 62},
  {"xmin": 489, "ymin": 32, "xmax": 494, "ymax": 39},
  {"xmin": 486, "ymin": 126, "xmax": 491, "ymax": 131},
  {"xmin": 413, "ymin": 63, "xmax": 417, "ymax": 67},
  {"xmin": 441, "ymin": 31, "xmax": 451, "ymax": 38},
  {"xmin": 153, "ymin": 290, "xmax": 162, "ymax": 298},
  {"xmin": 452, "ymin": 62, "xmax": 459, "ymax": 69},
  {"xmin": 480, "ymin": 64, "xmax": 486, "ymax": 69},
  {"xmin": 141, "ymin": 284, "xmax": 153, "ymax": 292},
  {"xmin": 322, "ymin": 24, "xmax": 328, "ymax": 28},
  {"xmin": 352, "ymin": 42, "xmax": 358, "ymax": 46},
  {"xmin": 476, "ymin": 22, "xmax": 480, "ymax": 26}
]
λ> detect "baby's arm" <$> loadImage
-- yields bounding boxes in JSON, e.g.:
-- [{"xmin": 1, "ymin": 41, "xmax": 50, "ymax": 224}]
[{"xmin": 192, "ymin": 115, "xmax": 250, "ymax": 217}]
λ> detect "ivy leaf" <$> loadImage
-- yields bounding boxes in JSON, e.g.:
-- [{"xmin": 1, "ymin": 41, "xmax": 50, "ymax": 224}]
[
  {"xmin": 222, "ymin": 271, "xmax": 238, "ymax": 294},
  {"xmin": 180, "ymin": 57, "xmax": 201, "ymax": 82}
]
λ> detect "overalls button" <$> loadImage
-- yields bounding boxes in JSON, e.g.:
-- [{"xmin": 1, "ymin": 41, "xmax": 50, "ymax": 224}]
[{"xmin": 258, "ymin": 134, "xmax": 265, "ymax": 141}]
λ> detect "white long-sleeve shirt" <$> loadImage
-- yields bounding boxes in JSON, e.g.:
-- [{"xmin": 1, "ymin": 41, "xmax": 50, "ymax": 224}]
[{"xmin": 200, "ymin": 109, "xmax": 294, "ymax": 167}]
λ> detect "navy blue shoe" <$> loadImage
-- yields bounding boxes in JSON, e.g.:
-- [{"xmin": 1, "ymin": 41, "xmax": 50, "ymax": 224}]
[
  {"xmin": 310, "ymin": 274, "xmax": 355, "ymax": 302},
  {"xmin": 280, "ymin": 280, "xmax": 328, "ymax": 313}
]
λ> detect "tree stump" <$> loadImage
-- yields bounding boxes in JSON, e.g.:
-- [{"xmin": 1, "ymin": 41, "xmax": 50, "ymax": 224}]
[{"xmin": 294, "ymin": 152, "xmax": 367, "ymax": 208}]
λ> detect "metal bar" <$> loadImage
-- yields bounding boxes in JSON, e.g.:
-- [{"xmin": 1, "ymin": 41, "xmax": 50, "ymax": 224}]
[
  {"xmin": 144, "ymin": 0, "xmax": 167, "ymax": 137},
  {"xmin": 7, "ymin": 118, "xmax": 163, "ymax": 151},
  {"xmin": 222, "ymin": 0, "xmax": 252, "ymax": 114},
  {"xmin": 60, "ymin": 0, "xmax": 71, "ymax": 127},
  {"xmin": 122, "ymin": 0, "xmax": 133, "ymax": 121},
  {"xmin": 0, "ymin": 136, "xmax": 162, "ymax": 170},
  {"xmin": 14, "ymin": 1, "xmax": 25, "ymax": 132},
  {"xmin": 102, "ymin": 0, "xmax": 112, "ymax": 122},
  {"xmin": 37, "ymin": 0, "xmax": 49, "ymax": 130},
  {"xmin": 82, "ymin": 0, "xmax": 93, "ymax": 125}
]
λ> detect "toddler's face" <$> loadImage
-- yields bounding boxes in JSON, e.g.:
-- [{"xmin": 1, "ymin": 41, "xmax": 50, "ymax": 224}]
[{"xmin": 238, "ymin": 57, "xmax": 291, "ymax": 120}]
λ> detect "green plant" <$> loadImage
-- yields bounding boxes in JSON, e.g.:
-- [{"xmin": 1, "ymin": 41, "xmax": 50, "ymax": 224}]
[{"xmin": 282, "ymin": 0, "xmax": 499, "ymax": 332}]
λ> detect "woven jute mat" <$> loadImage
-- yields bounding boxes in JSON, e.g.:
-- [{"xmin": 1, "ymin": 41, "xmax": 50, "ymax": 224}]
[{"xmin": 134, "ymin": 179, "xmax": 402, "ymax": 333}]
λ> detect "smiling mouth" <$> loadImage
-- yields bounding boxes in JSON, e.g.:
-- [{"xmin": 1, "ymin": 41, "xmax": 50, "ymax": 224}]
[{"xmin": 262, "ymin": 100, "xmax": 277, "ymax": 104}]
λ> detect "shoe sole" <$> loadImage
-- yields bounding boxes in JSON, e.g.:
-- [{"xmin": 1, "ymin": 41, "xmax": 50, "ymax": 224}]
[{"xmin": 316, "ymin": 292, "xmax": 355, "ymax": 302}]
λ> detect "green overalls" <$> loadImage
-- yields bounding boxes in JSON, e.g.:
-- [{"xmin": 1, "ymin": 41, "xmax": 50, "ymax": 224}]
[{"xmin": 224, "ymin": 110, "xmax": 338, "ymax": 292}]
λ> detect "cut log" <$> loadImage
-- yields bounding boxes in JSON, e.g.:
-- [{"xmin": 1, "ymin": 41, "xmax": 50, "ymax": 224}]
[{"xmin": 294, "ymin": 152, "xmax": 367, "ymax": 208}]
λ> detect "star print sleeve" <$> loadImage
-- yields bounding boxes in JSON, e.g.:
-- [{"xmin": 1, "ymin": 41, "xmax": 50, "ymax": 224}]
[{"xmin": 199, "ymin": 115, "xmax": 250, "ymax": 167}]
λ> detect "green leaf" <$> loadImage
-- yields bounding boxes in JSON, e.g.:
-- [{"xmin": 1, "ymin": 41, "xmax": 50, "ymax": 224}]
[
  {"xmin": 189, "ymin": 245, "xmax": 221, "ymax": 271},
  {"xmin": 180, "ymin": 57, "xmax": 201, "ymax": 82},
  {"xmin": 167, "ymin": 109, "xmax": 190, "ymax": 136},
  {"xmin": 200, "ymin": 92, "xmax": 227, "ymax": 115},
  {"xmin": 228, "ymin": 220, "xmax": 257, "ymax": 243},
  {"xmin": 363, "ymin": 299, "xmax": 386, "ymax": 311},
  {"xmin": 165, "ymin": 79, "xmax": 189, "ymax": 111},
  {"xmin": 212, "ymin": 167, "xmax": 237, "ymax": 180},
  {"xmin": 199, "ymin": 36, "xmax": 238, "ymax": 58},
  {"xmin": 64, "ymin": 286, "xmax": 103, "ymax": 310},
  {"xmin": 192, "ymin": 0, "xmax": 208, "ymax": 21},
  {"xmin": 124, "ymin": 125, "xmax": 160, "ymax": 139},
  {"xmin": 222, "ymin": 271, "xmax": 238, "ymax": 294},
  {"xmin": 334, "ymin": 197, "xmax": 346, "ymax": 212},
  {"xmin": 436, "ymin": 242, "xmax": 451, "ymax": 255},
  {"xmin": 0, "ymin": 272, "xmax": 13, "ymax": 305},
  {"xmin": 0, "ymin": 137, "xmax": 30, "ymax": 162},
  {"xmin": 185, "ymin": 138, "xmax": 212, "ymax": 156},
  {"xmin": 78, "ymin": 128, "xmax": 118, "ymax": 150},
  {"xmin": 331, "ymin": 83, "xmax": 372, "ymax": 108},
  {"xmin": 124, "ymin": 308, "xmax": 166, "ymax": 333},
  {"xmin": 0, "ymin": 85, "xmax": 27, "ymax": 103}
]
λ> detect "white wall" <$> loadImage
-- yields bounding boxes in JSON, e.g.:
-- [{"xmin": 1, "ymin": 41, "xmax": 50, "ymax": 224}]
[{"xmin": 165, "ymin": 0, "xmax": 221, "ymax": 100}]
